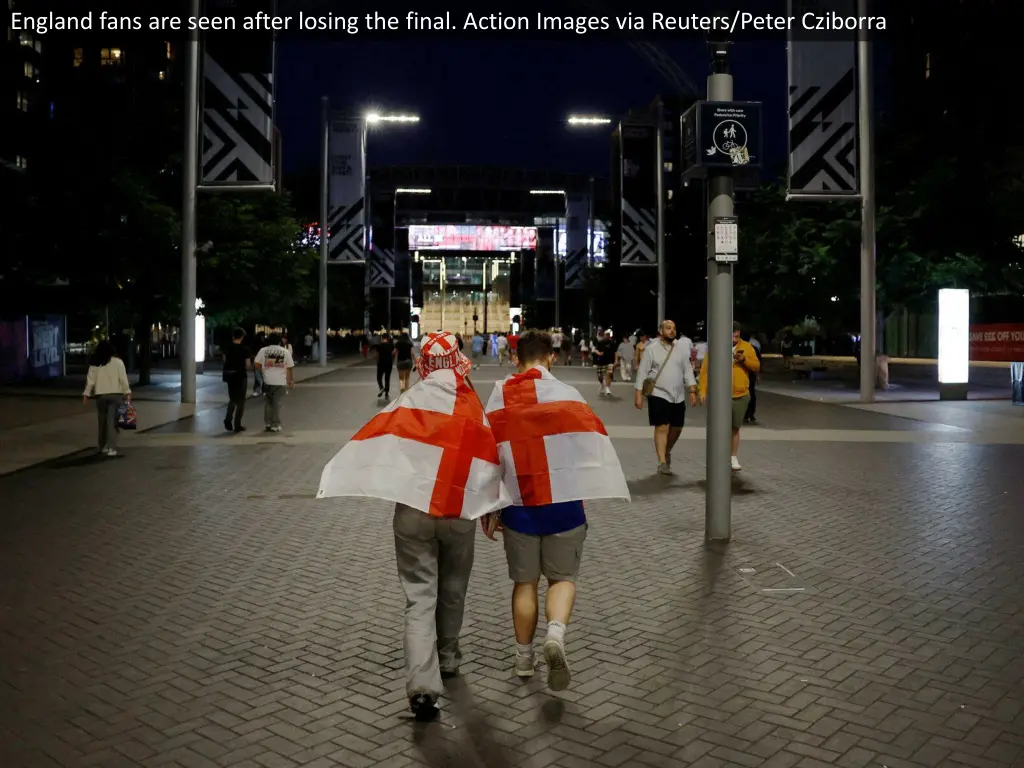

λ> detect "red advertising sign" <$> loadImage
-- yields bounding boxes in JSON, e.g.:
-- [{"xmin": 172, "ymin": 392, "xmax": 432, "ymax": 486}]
[
  {"xmin": 408, "ymin": 225, "xmax": 537, "ymax": 252},
  {"xmin": 969, "ymin": 323, "xmax": 1024, "ymax": 362}
]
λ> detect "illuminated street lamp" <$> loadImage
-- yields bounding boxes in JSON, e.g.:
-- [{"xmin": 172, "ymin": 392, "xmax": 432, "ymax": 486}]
[
  {"xmin": 396, "ymin": 187, "xmax": 431, "ymax": 194},
  {"xmin": 365, "ymin": 112, "xmax": 420, "ymax": 124},
  {"xmin": 567, "ymin": 115, "xmax": 612, "ymax": 126},
  {"xmin": 529, "ymin": 189, "xmax": 566, "ymax": 195}
]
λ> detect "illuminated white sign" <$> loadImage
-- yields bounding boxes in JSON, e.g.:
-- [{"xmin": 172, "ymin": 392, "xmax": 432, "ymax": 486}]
[
  {"xmin": 554, "ymin": 225, "xmax": 607, "ymax": 261},
  {"xmin": 938, "ymin": 288, "xmax": 969, "ymax": 384},
  {"xmin": 408, "ymin": 224, "xmax": 537, "ymax": 252},
  {"xmin": 195, "ymin": 298, "xmax": 206, "ymax": 363}
]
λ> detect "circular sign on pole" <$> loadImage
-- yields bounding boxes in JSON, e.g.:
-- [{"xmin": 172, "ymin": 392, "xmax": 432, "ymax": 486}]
[{"xmin": 713, "ymin": 120, "xmax": 748, "ymax": 156}]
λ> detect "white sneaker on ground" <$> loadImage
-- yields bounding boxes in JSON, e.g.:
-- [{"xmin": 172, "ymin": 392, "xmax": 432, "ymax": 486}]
[
  {"xmin": 731, "ymin": 455, "xmax": 741, "ymax": 471},
  {"xmin": 515, "ymin": 653, "xmax": 536, "ymax": 678},
  {"xmin": 271, "ymin": 426, "xmax": 283, "ymax": 433},
  {"xmin": 542, "ymin": 636, "xmax": 571, "ymax": 691}
]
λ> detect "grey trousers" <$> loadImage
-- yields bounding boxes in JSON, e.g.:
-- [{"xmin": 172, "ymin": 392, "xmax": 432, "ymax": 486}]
[
  {"xmin": 263, "ymin": 384, "xmax": 285, "ymax": 427},
  {"xmin": 95, "ymin": 394, "xmax": 123, "ymax": 451},
  {"xmin": 393, "ymin": 503, "xmax": 476, "ymax": 699}
]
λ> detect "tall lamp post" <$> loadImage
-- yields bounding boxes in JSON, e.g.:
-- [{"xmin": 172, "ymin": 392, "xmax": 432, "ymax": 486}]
[
  {"xmin": 567, "ymin": 115, "xmax": 612, "ymax": 339},
  {"xmin": 393, "ymin": 188, "xmax": 431, "ymax": 333},
  {"xmin": 363, "ymin": 111, "xmax": 419, "ymax": 334}
]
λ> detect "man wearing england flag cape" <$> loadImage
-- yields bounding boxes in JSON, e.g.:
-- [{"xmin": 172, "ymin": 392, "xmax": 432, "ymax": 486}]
[
  {"xmin": 317, "ymin": 332, "xmax": 509, "ymax": 722},
  {"xmin": 482, "ymin": 330, "xmax": 629, "ymax": 692}
]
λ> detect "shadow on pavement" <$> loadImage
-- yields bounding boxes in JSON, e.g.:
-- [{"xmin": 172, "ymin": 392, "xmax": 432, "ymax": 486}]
[
  {"xmin": 628, "ymin": 474, "xmax": 758, "ymax": 497},
  {"xmin": 408, "ymin": 675, "xmax": 515, "ymax": 768},
  {"xmin": 45, "ymin": 450, "xmax": 125, "ymax": 470}
]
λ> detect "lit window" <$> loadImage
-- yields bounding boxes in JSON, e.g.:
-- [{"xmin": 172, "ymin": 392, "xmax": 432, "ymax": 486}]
[
  {"xmin": 100, "ymin": 47, "xmax": 123, "ymax": 66},
  {"xmin": 23, "ymin": 61, "xmax": 35, "ymax": 78},
  {"xmin": 20, "ymin": 32, "xmax": 33, "ymax": 46},
  {"xmin": 16, "ymin": 155, "xmax": 28, "ymax": 170},
  {"xmin": 924, "ymin": 52, "xmax": 931, "ymax": 79},
  {"xmin": 165, "ymin": 41, "xmax": 174, "ymax": 60},
  {"xmin": 16, "ymin": 91, "xmax": 28, "ymax": 111},
  {"xmin": 73, "ymin": 48, "xmax": 83, "ymax": 67},
  {"xmin": 34, "ymin": 39, "xmax": 41, "ymax": 53}
]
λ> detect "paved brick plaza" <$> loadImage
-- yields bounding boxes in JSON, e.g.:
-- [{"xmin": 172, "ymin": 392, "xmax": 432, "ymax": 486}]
[{"xmin": 2, "ymin": 362, "xmax": 1023, "ymax": 768}]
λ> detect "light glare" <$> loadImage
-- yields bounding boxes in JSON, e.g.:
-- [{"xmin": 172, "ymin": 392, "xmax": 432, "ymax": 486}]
[
  {"xmin": 396, "ymin": 188, "xmax": 431, "ymax": 194},
  {"xmin": 530, "ymin": 189, "xmax": 566, "ymax": 195},
  {"xmin": 568, "ymin": 115, "xmax": 612, "ymax": 126}
]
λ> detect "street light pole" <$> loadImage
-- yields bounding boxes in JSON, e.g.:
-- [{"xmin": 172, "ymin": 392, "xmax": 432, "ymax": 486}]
[
  {"xmin": 705, "ymin": 47, "xmax": 735, "ymax": 543},
  {"xmin": 655, "ymin": 96, "xmax": 666, "ymax": 326},
  {"xmin": 857, "ymin": 0, "xmax": 877, "ymax": 403},
  {"xmin": 179, "ymin": 0, "xmax": 200, "ymax": 404},
  {"xmin": 588, "ymin": 175, "xmax": 595, "ymax": 341},
  {"xmin": 318, "ymin": 96, "xmax": 329, "ymax": 366}
]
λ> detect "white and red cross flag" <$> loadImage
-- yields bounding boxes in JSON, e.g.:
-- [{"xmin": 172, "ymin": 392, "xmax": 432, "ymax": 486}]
[
  {"xmin": 317, "ymin": 368, "xmax": 510, "ymax": 519},
  {"xmin": 485, "ymin": 366, "xmax": 630, "ymax": 506}
]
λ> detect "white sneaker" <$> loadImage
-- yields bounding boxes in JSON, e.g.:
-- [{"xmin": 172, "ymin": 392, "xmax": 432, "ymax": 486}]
[
  {"xmin": 731, "ymin": 455, "xmax": 741, "ymax": 471},
  {"xmin": 514, "ymin": 653, "xmax": 536, "ymax": 678},
  {"xmin": 542, "ymin": 636, "xmax": 571, "ymax": 691}
]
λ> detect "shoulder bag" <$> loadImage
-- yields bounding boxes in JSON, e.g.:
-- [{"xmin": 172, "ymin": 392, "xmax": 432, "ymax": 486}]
[{"xmin": 641, "ymin": 342, "xmax": 674, "ymax": 398}]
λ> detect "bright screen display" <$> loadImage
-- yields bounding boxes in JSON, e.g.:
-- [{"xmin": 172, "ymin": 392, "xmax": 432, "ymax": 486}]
[
  {"xmin": 938, "ymin": 288, "xmax": 969, "ymax": 383},
  {"xmin": 408, "ymin": 225, "xmax": 537, "ymax": 252}
]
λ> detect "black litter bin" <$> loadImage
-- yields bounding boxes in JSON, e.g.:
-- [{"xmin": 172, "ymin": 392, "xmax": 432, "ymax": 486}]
[{"xmin": 1012, "ymin": 362, "xmax": 1024, "ymax": 406}]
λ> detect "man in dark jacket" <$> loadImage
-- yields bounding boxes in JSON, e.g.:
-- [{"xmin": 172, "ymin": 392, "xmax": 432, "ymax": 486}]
[{"xmin": 223, "ymin": 328, "xmax": 252, "ymax": 432}]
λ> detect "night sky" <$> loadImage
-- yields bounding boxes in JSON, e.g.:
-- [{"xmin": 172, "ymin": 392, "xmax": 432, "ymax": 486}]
[{"xmin": 275, "ymin": 40, "xmax": 790, "ymax": 176}]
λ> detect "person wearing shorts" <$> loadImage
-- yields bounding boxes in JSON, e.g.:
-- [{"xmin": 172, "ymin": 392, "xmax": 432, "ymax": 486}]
[
  {"xmin": 480, "ymin": 330, "xmax": 587, "ymax": 692},
  {"xmin": 698, "ymin": 321, "xmax": 760, "ymax": 472},
  {"xmin": 394, "ymin": 332, "xmax": 414, "ymax": 392}
]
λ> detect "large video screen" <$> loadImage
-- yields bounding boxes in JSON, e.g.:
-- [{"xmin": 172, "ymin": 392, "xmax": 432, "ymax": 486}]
[{"xmin": 408, "ymin": 225, "xmax": 538, "ymax": 252}]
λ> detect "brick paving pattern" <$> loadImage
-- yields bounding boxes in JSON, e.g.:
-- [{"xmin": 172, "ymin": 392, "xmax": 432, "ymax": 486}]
[{"xmin": 2, "ymin": 363, "xmax": 1023, "ymax": 767}]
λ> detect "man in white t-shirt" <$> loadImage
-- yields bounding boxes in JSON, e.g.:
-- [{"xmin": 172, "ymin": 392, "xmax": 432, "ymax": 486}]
[
  {"xmin": 550, "ymin": 329, "xmax": 563, "ymax": 363},
  {"xmin": 254, "ymin": 333, "xmax": 295, "ymax": 432},
  {"xmin": 497, "ymin": 333, "xmax": 509, "ymax": 365}
]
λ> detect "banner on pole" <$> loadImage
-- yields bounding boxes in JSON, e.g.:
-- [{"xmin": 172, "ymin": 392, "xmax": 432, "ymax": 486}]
[
  {"xmin": 200, "ymin": 0, "xmax": 276, "ymax": 186},
  {"xmin": 787, "ymin": 0, "xmax": 859, "ymax": 196},
  {"xmin": 619, "ymin": 124, "xmax": 657, "ymax": 266},
  {"xmin": 328, "ymin": 116, "xmax": 366, "ymax": 263},
  {"xmin": 564, "ymin": 195, "xmax": 589, "ymax": 289},
  {"xmin": 369, "ymin": 246, "xmax": 396, "ymax": 287}
]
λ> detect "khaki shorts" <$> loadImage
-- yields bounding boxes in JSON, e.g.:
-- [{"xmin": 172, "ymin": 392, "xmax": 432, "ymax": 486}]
[
  {"xmin": 731, "ymin": 394, "xmax": 751, "ymax": 430},
  {"xmin": 502, "ymin": 524, "xmax": 587, "ymax": 583}
]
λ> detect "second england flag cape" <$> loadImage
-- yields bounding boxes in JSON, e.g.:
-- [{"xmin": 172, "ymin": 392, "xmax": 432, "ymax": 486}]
[
  {"xmin": 317, "ymin": 369, "xmax": 510, "ymax": 519},
  {"xmin": 484, "ymin": 366, "xmax": 630, "ymax": 506}
]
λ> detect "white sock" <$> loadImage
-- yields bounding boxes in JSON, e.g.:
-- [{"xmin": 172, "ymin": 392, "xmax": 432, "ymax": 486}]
[
  {"xmin": 516, "ymin": 642, "xmax": 534, "ymax": 657},
  {"xmin": 546, "ymin": 621, "xmax": 566, "ymax": 643}
]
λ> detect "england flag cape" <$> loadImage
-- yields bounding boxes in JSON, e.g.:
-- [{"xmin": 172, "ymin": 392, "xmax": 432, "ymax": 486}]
[
  {"xmin": 317, "ymin": 369, "xmax": 510, "ymax": 519},
  {"xmin": 484, "ymin": 366, "xmax": 630, "ymax": 506}
]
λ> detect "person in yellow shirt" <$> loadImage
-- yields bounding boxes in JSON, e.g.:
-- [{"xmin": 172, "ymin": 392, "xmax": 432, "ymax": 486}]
[{"xmin": 698, "ymin": 321, "xmax": 761, "ymax": 471}]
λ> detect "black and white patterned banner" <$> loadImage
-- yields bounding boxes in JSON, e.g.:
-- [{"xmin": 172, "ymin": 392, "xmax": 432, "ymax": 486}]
[
  {"xmin": 786, "ymin": 0, "xmax": 859, "ymax": 196},
  {"xmin": 619, "ymin": 124, "xmax": 657, "ymax": 266},
  {"xmin": 564, "ymin": 194, "xmax": 589, "ymax": 289},
  {"xmin": 200, "ymin": 0, "xmax": 275, "ymax": 185},
  {"xmin": 369, "ymin": 246, "xmax": 395, "ymax": 288},
  {"xmin": 328, "ymin": 117, "xmax": 366, "ymax": 262}
]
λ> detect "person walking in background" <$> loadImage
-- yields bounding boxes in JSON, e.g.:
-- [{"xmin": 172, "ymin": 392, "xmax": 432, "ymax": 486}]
[
  {"xmin": 82, "ymin": 340, "xmax": 132, "ymax": 457},
  {"xmin": 304, "ymin": 330, "xmax": 314, "ymax": 362},
  {"xmin": 222, "ymin": 327, "xmax": 252, "ymax": 433},
  {"xmin": 698, "ymin": 321, "xmax": 760, "ymax": 472},
  {"xmin": 633, "ymin": 333, "xmax": 648, "ymax": 373},
  {"xmin": 744, "ymin": 333, "xmax": 763, "ymax": 424},
  {"xmin": 252, "ymin": 331, "xmax": 266, "ymax": 395},
  {"xmin": 507, "ymin": 330, "xmax": 519, "ymax": 365},
  {"xmin": 471, "ymin": 332, "xmax": 484, "ymax": 362},
  {"xmin": 254, "ymin": 333, "xmax": 294, "ymax": 432},
  {"xmin": 550, "ymin": 328, "xmax": 563, "ymax": 364},
  {"xmin": 593, "ymin": 330, "xmax": 617, "ymax": 396},
  {"xmin": 615, "ymin": 333, "xmax": 635, "ymax": 382},
  {"xmin": 395, "ymin": 332, "xmax": 414, "ymax": 393},
  {"xmin": 694, "ymin": 335, "xmax": 708, "ymax": 378},
  {"xmin": 634, "ymin": 320, "xmax": 697, "ymax": 475},
  {"xmin": 375, "ymin": 332, "xmax": 395, "ymax": 400},
  {"xmin": 497, "ymin": 332, "xmax": 509, "ymax": 365},
  {"xmin": 579, "ymin": 336, "xmax": 590, "ymax": 367}
]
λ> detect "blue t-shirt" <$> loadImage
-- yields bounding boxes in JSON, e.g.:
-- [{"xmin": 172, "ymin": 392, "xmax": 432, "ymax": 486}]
[{"xmin": 502, "ymin": 500, "xmax": 586, "ymax": 536}]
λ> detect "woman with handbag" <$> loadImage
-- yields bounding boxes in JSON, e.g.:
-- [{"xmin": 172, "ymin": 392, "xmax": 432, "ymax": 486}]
[{"xmin": 82, "ymin": 340, "xmax": 132, "ymax": 457}]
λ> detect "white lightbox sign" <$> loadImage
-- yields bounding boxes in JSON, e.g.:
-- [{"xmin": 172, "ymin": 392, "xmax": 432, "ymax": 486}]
[{"xmin": 938, "ymin": 288, "xmax": 969, "ymax": 384}]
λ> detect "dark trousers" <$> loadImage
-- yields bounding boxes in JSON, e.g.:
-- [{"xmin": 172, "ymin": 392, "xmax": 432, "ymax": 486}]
[
  {"xmin": 745, "ymin": 378, "xmax": 757, "ymax": 420},
  {"xmin": 377, "ymin": 366, "xmax": 393, "ymax": 395},
  {"xmin": 225, "ymin": 376, "xmax": 247, "ymax": 428}
]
